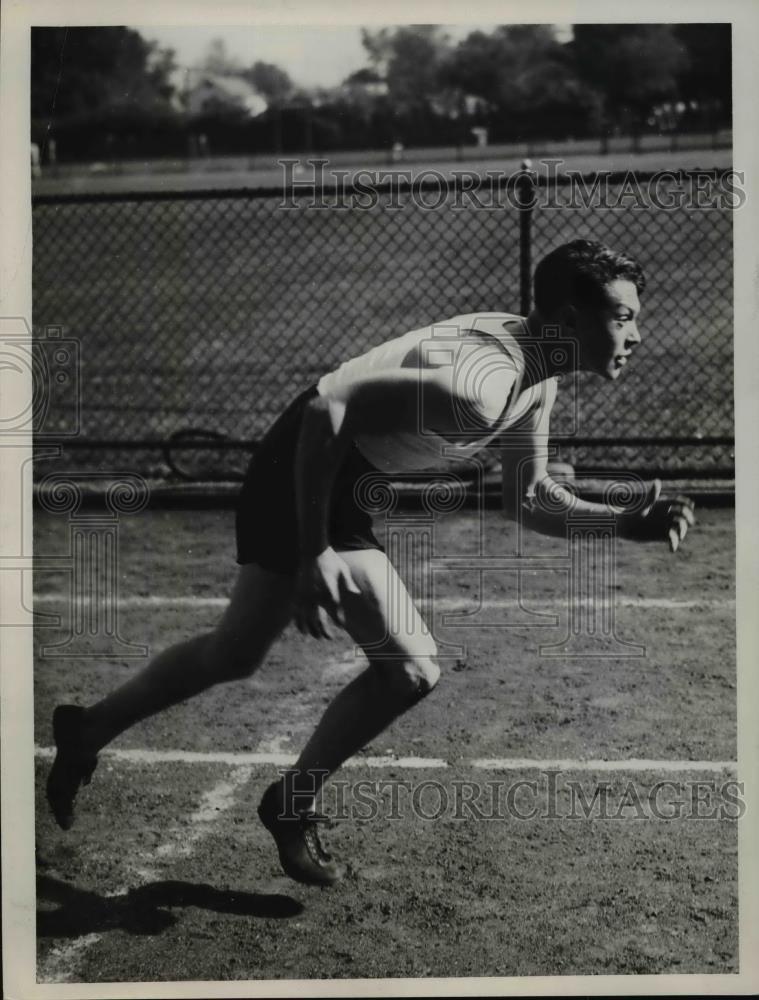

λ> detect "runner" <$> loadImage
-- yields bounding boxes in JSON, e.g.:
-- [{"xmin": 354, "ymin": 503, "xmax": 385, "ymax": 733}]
[{"xmin": 46, "ymin": 239, "xmax": 695, "ymax": 885}]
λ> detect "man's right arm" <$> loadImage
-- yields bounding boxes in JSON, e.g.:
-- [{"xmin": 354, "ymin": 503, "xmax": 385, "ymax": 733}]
[
  {"xmin": 295, "ymin": 369, "xmax": 456, "ymax": 552},
  {"xmin": 293, "ymin": 391, "xmax": 360, "ymax": 638},
  {"xmin": 293, "ymin": 364, "xmax": 510, "ymax": 637},
  {"xmin": 500, "ymin": 379, "xmax": 694, "ymax": 549}
]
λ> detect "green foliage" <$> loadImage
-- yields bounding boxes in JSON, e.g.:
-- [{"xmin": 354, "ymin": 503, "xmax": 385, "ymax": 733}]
[
  {"xmin": 199, "ymin": 38, "xmax": 243, "ymax": 76},
  {"xmin": 572, "ymin": 25, "xmax": 689, "ymax": 124},
  {"xmin": 30, "ymin": 23, "xmax": 732, "ymax": 159},
  {"xmin": 440, "ymin": 25, "xmax": 600, "ymax": 130},
  {"xmin": 245, "ymin": 61, "xmax": 294, "ymax": 105},
  {"xmin": 31, "ymin": 26, "xmax": 176, "ymax": 121},
  {"xmin": 673, "ymin": 23, "xmax": 731, "ymax": 108},
  {"xmin": 362, "ymin": 25, "xmax": 450, "ymax": 113}
]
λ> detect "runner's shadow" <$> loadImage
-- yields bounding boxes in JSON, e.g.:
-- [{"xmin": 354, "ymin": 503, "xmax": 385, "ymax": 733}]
[{"xmin": 37, "ymin": 874, "xmax": 303, "ymax": 937}]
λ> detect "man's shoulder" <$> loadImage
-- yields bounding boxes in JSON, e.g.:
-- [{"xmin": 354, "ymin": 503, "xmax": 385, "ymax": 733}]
[
  {"xmin": 393, "ymin": 312, "xmax": 525, "ymax": 348},
  {"xmin": 443, "ymin": 311, "xmax": 525, "ymax": 332}
]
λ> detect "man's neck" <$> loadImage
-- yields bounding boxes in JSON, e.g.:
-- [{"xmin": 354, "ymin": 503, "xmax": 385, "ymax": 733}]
[{"xmin": 516, "ymin": 309, "xmax": 577, "ymax": 387}]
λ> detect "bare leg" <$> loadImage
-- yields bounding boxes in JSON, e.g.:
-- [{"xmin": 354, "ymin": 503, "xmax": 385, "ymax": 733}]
[
  {"xmin": 282, "ymin": 548, "xmax": 440, "ymax": 810},
  {"xmin": 48, "ymin": 563, "xmax": 296, "ymax": 829},
  {"xmin": 76, "ymin": 563, "xmax": 295, "ymax": 753},
  {"xmin": 256, "ymin": 548, "xmax": 438, "ymax": 884}
]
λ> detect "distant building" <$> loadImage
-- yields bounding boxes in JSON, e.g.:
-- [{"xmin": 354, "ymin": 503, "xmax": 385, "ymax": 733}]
[
  {"xmin": 182, "ymin": 70, "xmax": 267, "ymax": 117},
  {"xmin": 341, "ymin": 68, "xmax": 389, "ymax": 100},
  {"xmin": 463, "ymin": 95, "xmax": 491, "ymax": 117}
]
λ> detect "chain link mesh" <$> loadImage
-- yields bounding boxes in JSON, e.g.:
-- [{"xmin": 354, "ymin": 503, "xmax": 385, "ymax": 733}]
[
  {"xmin": 32, "ymin": 171, "xmax": 733, "ymax": 479},
  {"xmin": 531, "ymin": 174, "xmax": 733, "ymax": 475}
]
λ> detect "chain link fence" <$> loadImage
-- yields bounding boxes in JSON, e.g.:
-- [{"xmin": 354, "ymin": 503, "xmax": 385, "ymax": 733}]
[{"xmin": 32, "ymin": 168, "xmax": 734, "ymax": 480}]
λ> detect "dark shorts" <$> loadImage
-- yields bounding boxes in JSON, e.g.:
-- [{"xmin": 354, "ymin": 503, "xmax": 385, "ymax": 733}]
[{"xmin": 235, "ymin": 386, "xmax": 385, "ymax": 574}]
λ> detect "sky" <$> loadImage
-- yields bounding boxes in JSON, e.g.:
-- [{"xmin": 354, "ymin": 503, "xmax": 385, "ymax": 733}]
[{"xmin": 132, "ymin": 24, "xmax": 572, "ymax": 89}]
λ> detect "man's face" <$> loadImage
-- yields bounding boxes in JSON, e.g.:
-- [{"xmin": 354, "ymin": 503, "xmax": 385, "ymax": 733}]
[{"xmin": 576, "ymin": 278, "xmax": 642, "ymax": 380}]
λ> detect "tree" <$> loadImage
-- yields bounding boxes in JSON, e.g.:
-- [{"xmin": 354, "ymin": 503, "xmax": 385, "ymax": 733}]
[
  {"xmin": 440, "ymin": 26, "xmax": 598, "ymax": 138},
  {"xmin": 200, "ymin": 38, "xmax": 242, "ymax": 76},
  {"xmin": 361, "ymin": 25, "xmax": 450, "ymax": 114},
  {"xmin": 672, "ymin": 23, "xmax": 731, "ymax": 120},
  {"xmin": 31, "ymin": 26, "xmax": 176, "ymax": 120},
  {"xmin": 344, "ymin": 68, "xmax": 384, "ymax": 87},
  {"xmin": 571, "ymin": 25, "xmax": 689, "ymax": 132},
  {"xmin": 245, "ymin": 61, "xmax": 294, "ymax": 105},
  {"xmin": 360, "ymin": 27, "xmax": 393, "ymax": 73}
]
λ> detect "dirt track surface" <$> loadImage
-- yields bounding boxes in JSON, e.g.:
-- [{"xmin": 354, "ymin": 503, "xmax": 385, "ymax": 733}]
[{"xmin": 34, "ymin": 504, "xmax": 737, "ymax": 982}]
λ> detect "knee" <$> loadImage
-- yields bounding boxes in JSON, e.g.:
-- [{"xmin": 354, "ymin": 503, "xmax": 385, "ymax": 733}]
[
  {"xmin": 372, "ymin": 648, "xmax": 441, "ymax": 705},
  {"xmin": 410, "ymin": 656, "xmax": 441, "ymax": 698}
]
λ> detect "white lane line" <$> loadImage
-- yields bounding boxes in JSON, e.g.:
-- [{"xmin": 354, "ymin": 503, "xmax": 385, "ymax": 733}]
[
  {"xmin": 37, "ymin": 934, "xmax": 103, "ymax": 985},
  {"xmin": 471, "ymin": 757, "xmax": 737, "ymax": 773},
  {"xmin": 34, "ymin": 746, "xmax": 448, "ymax": 769},
  {"xmin": 253, "ymin": 734, "xmax": 292, "ymax": 756},
  {"xmin": 154, "ymin": 765, "xmax": 252, "ymax": 862},
  {"xmin": 440, "ymin": 597, "xmax": 735, "ymax": 612},
  {"xmin": 35, "ymin": 746, "xmax": 734, "ymax": 773},
  {"xmin": 31, "ymin": 594, "xmax": 735, "ymax": 611},
  {"xmin": 37, "ymin": 764, "xmax": 253, "ymax": 980}
]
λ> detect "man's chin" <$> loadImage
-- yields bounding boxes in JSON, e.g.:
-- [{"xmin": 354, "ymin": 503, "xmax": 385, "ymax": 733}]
[
  {"xmin": 584, "ymin": 362, "xmax": 622, "ymax": 380},
  {"xmin": 591, "ymin": 368, "xmax": 622, "ymax": 382}
]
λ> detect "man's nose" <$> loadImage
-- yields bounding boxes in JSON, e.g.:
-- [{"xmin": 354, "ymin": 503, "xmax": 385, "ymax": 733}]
[{"xmin": 627, "ymin": 323, "xmax": 641, "ymax": 346}]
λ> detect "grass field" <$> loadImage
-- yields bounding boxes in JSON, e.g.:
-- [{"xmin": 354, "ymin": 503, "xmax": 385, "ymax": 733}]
[
  {"xmin": 33, "ymin": 502, "xmax": 738, "ymax": 983},
  {"xmin": 32, "ymin": 151, "xmax": 734, "ymax": 478},
  {"xmin": 32, "ymin": 142, "xmax": 733, "ymax": 196}
]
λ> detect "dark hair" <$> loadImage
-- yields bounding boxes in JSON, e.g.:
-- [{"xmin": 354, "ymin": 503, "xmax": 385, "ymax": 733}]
[{"xmin": 533, "ymin": 240, "xmax": 646, "ymax": 318}]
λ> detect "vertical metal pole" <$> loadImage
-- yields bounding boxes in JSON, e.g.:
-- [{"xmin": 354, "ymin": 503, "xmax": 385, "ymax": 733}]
[{"xmin": 517, "ymin": 158, "xmax": 535, "ymax": 317}]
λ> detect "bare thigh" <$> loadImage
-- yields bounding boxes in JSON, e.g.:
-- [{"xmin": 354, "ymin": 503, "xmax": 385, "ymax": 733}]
[
  {"xmin": 208, "ymin": 562, "xmax": 296, "ymax": 672},
  {"xmin": 336, "ymin": 548, "xmax": 436, "ymax": 661}
]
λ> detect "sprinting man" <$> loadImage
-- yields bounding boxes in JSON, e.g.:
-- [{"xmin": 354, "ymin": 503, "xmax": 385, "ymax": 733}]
[{"xmin": 46, "ymin": 240, "xmax": 695, "ymax": 885}]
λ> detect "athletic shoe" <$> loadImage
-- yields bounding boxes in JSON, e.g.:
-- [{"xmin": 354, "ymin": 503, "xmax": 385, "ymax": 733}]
[
  {"xmin": 46, "ymin": 705, "xmax": 98, "ymax": 830},
  {"xmin": 257, "ymin": 781, "xmax": 345, "ymax": 886}
]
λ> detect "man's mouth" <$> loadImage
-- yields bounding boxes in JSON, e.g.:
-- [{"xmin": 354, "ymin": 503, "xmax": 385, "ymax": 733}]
[{"xmin": 614, "ymin": 354, "xmax": 631, "ymax": 369}]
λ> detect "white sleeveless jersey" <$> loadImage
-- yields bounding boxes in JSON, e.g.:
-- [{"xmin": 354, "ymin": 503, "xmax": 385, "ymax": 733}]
[{"xmin": 317, "ymin": 312, "xmax": 548, "ymax": 473}]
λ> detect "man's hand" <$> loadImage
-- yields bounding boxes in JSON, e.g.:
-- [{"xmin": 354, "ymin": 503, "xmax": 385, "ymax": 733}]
[
  {"xmin": 294, "ymin": 547, "xmax": 361, "ymax": 639},
  {"xmin": 621, "ymin": 479, "xmax": 696, "ymax": 552}
]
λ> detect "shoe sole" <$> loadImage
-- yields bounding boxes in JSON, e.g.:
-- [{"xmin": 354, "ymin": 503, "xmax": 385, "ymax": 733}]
[{"xmin": 258, "ymin": 795, "xmax": 345, "ymax": 886}]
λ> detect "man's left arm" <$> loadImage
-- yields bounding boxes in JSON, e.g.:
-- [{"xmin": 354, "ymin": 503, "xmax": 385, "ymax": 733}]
[{"xmin": 500, "ymin": 379, "xmax": 695, "ymax": 551}]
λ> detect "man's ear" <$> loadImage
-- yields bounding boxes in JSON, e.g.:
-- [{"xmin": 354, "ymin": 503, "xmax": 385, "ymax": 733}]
[{"xmin": 559, "ymin": 302, "xmax": 578, "ymax": 331}]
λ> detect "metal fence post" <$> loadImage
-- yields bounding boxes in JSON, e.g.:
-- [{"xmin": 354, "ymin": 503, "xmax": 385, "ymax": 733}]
[
  {"xmin": 31, "ymin": 172, "xmax": 734, "ymax": 479},
  {"xmin": 517, "ymin": 158, "xmax": 536, "ymax": 317}
]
